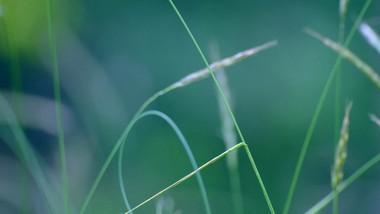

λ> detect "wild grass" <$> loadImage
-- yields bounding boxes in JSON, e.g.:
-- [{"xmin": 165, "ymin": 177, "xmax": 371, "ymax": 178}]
[
  {"xmin": 118, "ymin": 110, "xmax": 211, "ymax": 213},
  {"xmin": 1, "ymin": 0, "xmax": 380, "ymax": 213},
  {"xmin": 211, "ymin": 43, "xmax": 244, "ymax": 214},
  {"xmin": 45, "ymin": 0, "xmax": 70, "ymax": 212},
  {"xmin": 331, "ymin": 102, "xmax": 352, "ymax": 214}
]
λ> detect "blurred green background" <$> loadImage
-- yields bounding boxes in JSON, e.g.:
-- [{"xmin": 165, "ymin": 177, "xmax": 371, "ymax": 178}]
[{"xmin": 1, "ymin": 0, "xmax": 380, "ymax": 213}]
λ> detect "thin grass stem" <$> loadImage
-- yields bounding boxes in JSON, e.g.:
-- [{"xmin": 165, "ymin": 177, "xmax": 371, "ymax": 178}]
[
  {"xmin": 1, "ymin": 11, "xmax": 28, "ymax": 214},
  {"xmin": 0, "ymin": 24, "xmax": 29, "ymax": 210},
  {"xmin": 118, "ymin": 110, "xmax": 211, "ymax": 214},
  {"xmin": 79, "ymin": 42, "xmax": 274, "ymax": 214},
  {"xmin": 306, "ymin": 29, "xmax": 380, "ymax": 90},
  {"xmin": 306, "ymin": 152, "xmax": 380, "ymax": 214},
  {"xmin": 124, "ymin": 142, "xmax": 246, "ymax": 214},
  {"xmin": 211, "ymin": 43, "xmax": 244, "ymax": 214},
  {"xmin": 282, "ymin": 1, "xmax": 372, "ymax": 213},
  {"xmin": 168, "ymin": 1, "xmax": 275, "ymax": 213}
]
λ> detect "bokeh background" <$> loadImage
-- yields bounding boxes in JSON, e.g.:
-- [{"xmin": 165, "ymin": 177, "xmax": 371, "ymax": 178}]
[{"xmin": 1, "ymin": 0, "xmax": 380, "ymax": 213}]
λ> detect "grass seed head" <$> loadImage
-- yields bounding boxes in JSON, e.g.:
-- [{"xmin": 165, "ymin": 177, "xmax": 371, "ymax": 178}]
[
  {"xmin": 168, "ymin": 40, "xmax": 277, "ymax": 91},
  {"xmin": 369, "ymin": 114, "xmax": 380, "ymax": 127},
  {"xmin": 359, "ymin": 22, "xmax": 380, "ymax": 55},
  {"xmin": 305, "ymin": 28, "xmax": 380, "ymax": 90},
  {"xmin": 331, "ymin": 102, "xmax": 353, "ymax": 189},
  {"xmin": 340, "ymin": 0, "xmax": 350, "ymax": 19}
]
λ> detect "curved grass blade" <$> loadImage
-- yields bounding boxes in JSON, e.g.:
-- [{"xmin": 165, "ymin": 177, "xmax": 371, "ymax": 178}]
[
  {"xmin": 124, "ymin": 142, "xmax": 246, "ymax": 214},
  {"xmin": 44, "ymin": 0, "xmax": 70, "ymax": 212},
  {"xmin": 79, "ymin": 42, "xmax": 276, "ymax": 214},
  {"xmin": 283, "ymin": 1, "xmax": 373, "ymax": 213},
  {"xmin": 306, "ymin": 152, "xmax": 380, "ymax": 214},
  {"xmin": 306, "ymin": 28, "xmax": 380, "ymax": 90},
  {"xmin": 118, "ymin": 110, "xmax": 211, "ymax": 214},
  {"xmin": 168, "ymin": 1, "xmax": 275, "ymax": 213}
]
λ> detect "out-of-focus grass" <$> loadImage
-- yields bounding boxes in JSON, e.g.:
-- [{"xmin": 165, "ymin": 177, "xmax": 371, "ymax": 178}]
[{"xmin": 1, "ymin": 0, "xmax": 380, "ymax": 213}]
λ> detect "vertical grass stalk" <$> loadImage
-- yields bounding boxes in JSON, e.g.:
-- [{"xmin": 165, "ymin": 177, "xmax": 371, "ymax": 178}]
[
  {"xmin": 282, "ymin": 1, "xmax": 372, "ymax": 213},
  {"xmin": 335, "ymin": 0, "xmax": 349, "ymax": 144},
  {"xmin": 168, "ymin": 1, "xmax": 275, "ymax": 213},
  {"xmin": 45, "ymin": 0, "xmax": 70, "ymax": 213},
  {"xmin": 211, "ymin": 43, "xmax": 244, "ymax": 214}
]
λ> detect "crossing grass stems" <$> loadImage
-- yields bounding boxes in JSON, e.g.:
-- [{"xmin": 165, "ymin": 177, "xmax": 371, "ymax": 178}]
[{"xmin": 1, "ymin": 0, "xmax": 380, "ymax": 213}]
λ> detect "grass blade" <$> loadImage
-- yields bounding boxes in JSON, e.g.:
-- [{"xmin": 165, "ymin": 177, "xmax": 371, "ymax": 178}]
[
  {"xmin": 168, "ymin": 1, "xmax": 275, "ymax": 213},
  {"xmin": 1, "ymin": 8, "xmax": 28, "ymax": 213},
  {"xmin": 282, "ymin": 1, "xmax": 373, "ymax": 213},
  {"xmin": 306, "ymin": 28, "xmax": 380, "ymax": 90},
  {"xmin": 124, "ymin": 142, "xmax": 246, "ymax": 214},
  {"xmin": 79, "ymin": 3, "xmax": 276, "ymax": 212},
  {"xmin": 79, "ymin": 42, "xmax": 276, "ymax": 214},
  {"xmin": 118, "ymin": 110, "xmax": 211, "ymax": 214},
  {"xmin": 306, "ymin": 152, "xmax": 380, "ymax": 214},
  {"xmin": 0, "ymin": 94, "xmax": 61, "ymax": 213},
  {"xmin": 44, "ymin": 0, "xmax": 70, "ymax": 212}
]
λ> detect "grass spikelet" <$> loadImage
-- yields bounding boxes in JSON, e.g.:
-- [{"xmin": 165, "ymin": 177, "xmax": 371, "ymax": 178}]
[
  {"xmin": 306, "ymin": 152, "xmax": 380, "ymax": 214},
  {"xmin": 166, "ymin": 41, "xmax": 277, "ymax": 93},
  {"xmin": 283, "ymin": 2, "xmax": 372, "ymax": 212},
  {"xmin": 339, "ymin": 0, "xmax": 350, "ymax": 20},
  {"xmin": 80, "ymin": 41, "xmax": 276, "ymax": 214},
  {"xmin": 359, "ymin": 22, "xmax": 380, "ymax": 55},
  {"xmin": 135, "ymin": 41, "xmax": 277, "ymax": 117},
  {"xmin": 369, "ymin": 114, "xmax": 380, "ymax": 127},
  {"xmin": 305, "ymin": 28, "xmax": 380, "ymax": 90},
  {"xmin": 332, "ymin": 102, "xmax": 352, "ymax": 189},
  {"xmin": 331, "ymin": 102, "xmax": 352, "ymax": 214}
]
